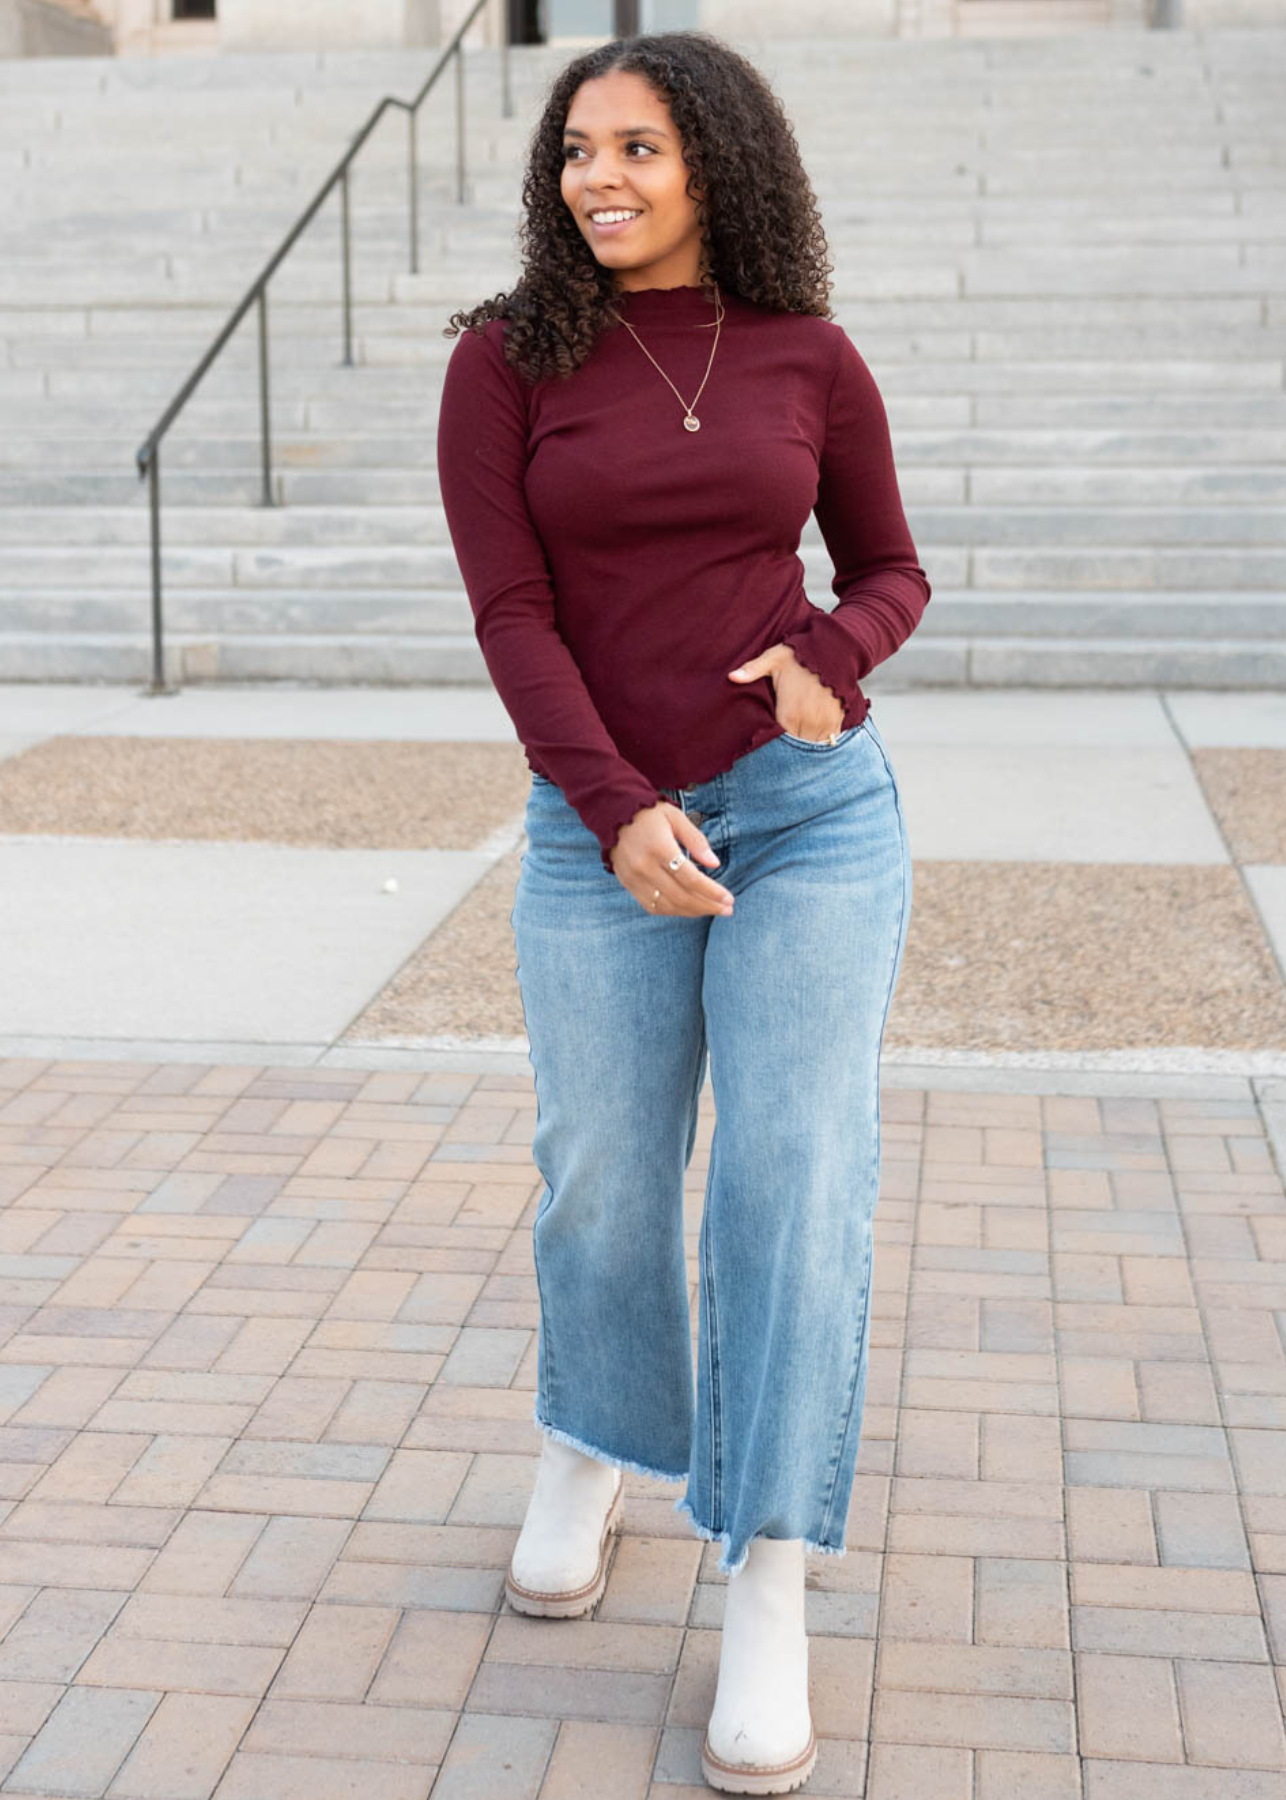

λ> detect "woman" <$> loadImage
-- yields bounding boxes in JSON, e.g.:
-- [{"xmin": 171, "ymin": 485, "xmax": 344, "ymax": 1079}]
[{"xmin": 436, "ymin": 30, "xmax": 928, "ymax": 1795}]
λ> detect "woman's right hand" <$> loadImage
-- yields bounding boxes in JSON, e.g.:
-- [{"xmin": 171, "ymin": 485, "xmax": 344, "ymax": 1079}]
[{"xmin": 609, "ymin": 802, "xmax": 735, "ymax": 917}]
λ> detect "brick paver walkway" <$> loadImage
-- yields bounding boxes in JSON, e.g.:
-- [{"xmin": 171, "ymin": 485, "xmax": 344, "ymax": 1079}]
[{"xmin": 1, "ymin": 1057, "xmax": 1285, "ymax": 1797}]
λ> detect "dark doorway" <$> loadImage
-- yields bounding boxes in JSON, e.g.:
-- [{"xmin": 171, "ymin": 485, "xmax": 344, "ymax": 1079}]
[
  {"xmin": 173, "ymin": 0, "xmax": 216, "ymax": 15},
  {"xmin": 508, "ymin": 0, "xmax": 542, "ymax": 42},
  {"xmin": 513, "ymin": 0, "xmax": 644, "ymax": 40}
]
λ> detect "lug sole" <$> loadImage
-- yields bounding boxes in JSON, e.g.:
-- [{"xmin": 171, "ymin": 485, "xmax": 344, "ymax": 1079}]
[
  {"xmin": 700, "ymin": 1725, "xmax": 818, "ymax": 1796},
  {"xmin": 503, "ymin": 1470, "xmax": 624, "ymax": 1619}
]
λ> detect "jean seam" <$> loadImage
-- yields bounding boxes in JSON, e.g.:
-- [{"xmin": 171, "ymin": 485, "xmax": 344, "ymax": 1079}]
[
  {"xmin": 513, "ymin": 878, "xmax": 558, "ymax": 1421},
  {"xmin": 703, "ymin": 1121, "xmax": 723, "ymax": 1527},
  {"xmin": 816, "ymin": 720, "xmax": 911, "ymax": 1545},
  {"xmin": 817, "ymin": 1185, "xmax": 877, "ymax": 1547}
]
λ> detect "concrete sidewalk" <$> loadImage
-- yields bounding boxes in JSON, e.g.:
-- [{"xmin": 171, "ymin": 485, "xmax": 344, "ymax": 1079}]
[
  {"xmin": 0, "ymin": 680, "xmax": 1284, "ymax": 1799},
  {"xmin": 1, "ymin": 682, "xmax": 1284, "ymax": 1074}
]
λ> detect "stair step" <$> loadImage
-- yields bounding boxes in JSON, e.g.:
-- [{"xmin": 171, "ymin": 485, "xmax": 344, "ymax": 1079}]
[
  {"xmin": 9, "ymin": 419, "xmax": 1286, "ymax": 467},
  {"xmin": 6, "ymin": 462, "xmax": 1286, "ymax": 509},
  {"xmin": 1, "ymin": 590, "xmax": 1282, "ymax": 642},
  {"xmin": 8, "ymin": 538, "xmax": 1286, "ymax": 588},
  {"xmin": 1, "ymin": 631, "xmax": 1283, "ymax": 690},
  {"xmin": 4, "ymin": 501, "xmax": 1286, "ymax": 547}
]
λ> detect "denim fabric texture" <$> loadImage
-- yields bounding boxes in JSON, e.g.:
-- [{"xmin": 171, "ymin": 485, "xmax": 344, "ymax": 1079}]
[{"xmin": 510, "ymin": 713, "xmax": 912, "ymax": 1575}]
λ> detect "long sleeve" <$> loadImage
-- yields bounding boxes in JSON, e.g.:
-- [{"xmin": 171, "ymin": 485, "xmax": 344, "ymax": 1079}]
[
  {"xmin": 779, "ymin": 327, "xmax": 931, "ymax": 709},
  {"xmin": 436, "ymin": 323, "xmax": 666, "ymax": 874}
]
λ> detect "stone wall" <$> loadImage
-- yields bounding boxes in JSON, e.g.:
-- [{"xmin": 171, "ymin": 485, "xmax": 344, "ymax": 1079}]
[
  {"xmin": 0, "ymin": 0, "xmax": 111, "ymax": 55},
  {"xmin": 5, "ymin": 0, "xmax": 1284, "ymax": 57},
  {"xmin": 217, "ymin": 0, "xmax": 441, "ymax": 51},
  {"xmin": 1177, "ymin": 0, "xmax": 1286, "ymax": 21}
]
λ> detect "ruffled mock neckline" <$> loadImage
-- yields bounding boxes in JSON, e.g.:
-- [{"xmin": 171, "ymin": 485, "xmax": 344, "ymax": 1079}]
[{"xmin": 609, "ymin": 282, "xmax": 727, "ymax": 325}]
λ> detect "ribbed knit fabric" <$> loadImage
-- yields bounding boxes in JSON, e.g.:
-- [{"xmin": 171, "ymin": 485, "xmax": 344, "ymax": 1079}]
[{"xmin": 436, "ymin": 282, "xmax": 931, "ymax": 872}]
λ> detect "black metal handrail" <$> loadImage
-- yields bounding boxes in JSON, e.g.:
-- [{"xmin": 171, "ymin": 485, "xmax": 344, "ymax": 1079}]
[{"xmin": 134, "ymin": 0, "xmax": 511, "ymax": 695}]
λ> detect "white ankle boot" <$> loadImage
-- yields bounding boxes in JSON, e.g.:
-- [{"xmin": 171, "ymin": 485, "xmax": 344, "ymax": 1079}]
[
  {"xmin": 702, "ymin": 1536, "xmax": 817, "ymax": 1795},
  {"xmin": 505, "ymin": 1432, "xmax": 624, "ymax": 1618}
]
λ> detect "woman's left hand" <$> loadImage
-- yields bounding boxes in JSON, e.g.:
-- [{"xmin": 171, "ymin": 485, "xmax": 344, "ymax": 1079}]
[{"xmin": 728, "ymin": 643, "xmax": 845, "ymax": 742}]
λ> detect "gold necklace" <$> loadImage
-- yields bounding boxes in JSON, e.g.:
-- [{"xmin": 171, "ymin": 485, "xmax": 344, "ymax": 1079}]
[{"xmin": 606, "ymin": 280, "xmax": 725, "ymax": 432}]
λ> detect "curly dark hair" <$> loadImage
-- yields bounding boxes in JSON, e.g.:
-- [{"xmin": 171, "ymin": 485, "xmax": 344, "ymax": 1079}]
[{"xmin": 441, "ymin": 30, "xmax": 834, "ymax": 386}]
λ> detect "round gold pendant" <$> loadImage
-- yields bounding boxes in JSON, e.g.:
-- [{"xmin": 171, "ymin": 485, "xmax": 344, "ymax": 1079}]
[{"xmin": 683, "ymin": 415, "xmax": 700, "ymax": 432}]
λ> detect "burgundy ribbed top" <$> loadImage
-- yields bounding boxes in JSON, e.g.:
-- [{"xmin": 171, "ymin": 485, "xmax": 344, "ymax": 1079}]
[{"xmin": 436, "ymin": 282, "xmax": 931, "ymax": 871}]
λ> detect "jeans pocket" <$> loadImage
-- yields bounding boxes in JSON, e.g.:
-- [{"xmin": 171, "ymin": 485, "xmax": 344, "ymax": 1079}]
[{"xmin": 777, "ymin": 722, "xmax": 864, "ymax": 752}]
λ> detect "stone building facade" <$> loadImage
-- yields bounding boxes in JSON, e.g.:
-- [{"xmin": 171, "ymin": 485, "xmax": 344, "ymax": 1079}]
[{"xmin": 4, "ymin": 0, "xmax": 1283, "ymax": 58}]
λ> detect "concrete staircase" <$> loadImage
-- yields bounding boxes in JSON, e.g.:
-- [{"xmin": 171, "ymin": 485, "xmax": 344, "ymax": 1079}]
[{"xmin": 1, "ymin": 28, "xmax": 1284, "ymax": 688}]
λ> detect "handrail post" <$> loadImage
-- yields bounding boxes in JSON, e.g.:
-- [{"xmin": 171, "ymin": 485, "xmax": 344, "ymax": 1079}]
[
  {"xmin": 340, "ymin": 164, "xmax": 354, "ymax": 365},
  {"xmin": 257, "ymin": 287, "xmax": 275, "ymax": 506},
  {"xmin": 147, "ymin": 451, "xmax": 174, "ymax": 695},
  {"xmin": 500, "ymin": 0, "xmax": 512, "ymax": 121},
  {"xmin": 454, "ymin": 41, "xmax": 466, "ymax": 205},
  {"xmin": 408, "ymin": 106, "xmax": 419, "ymax": 275}
]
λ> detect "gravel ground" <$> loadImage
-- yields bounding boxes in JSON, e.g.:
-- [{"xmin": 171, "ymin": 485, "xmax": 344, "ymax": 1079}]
[
  {"xmin": 345, "ymin": 848, "xmax": 526, "ymax": 1042},
  {"xmin": 887, "ymin": 860, "xmax": 1286, "ymax": 1052},
  {"xmin": 0, "ymin": 735, "xmax": 532, "ymax": 848},
  {"xmin": 1192, "ymin": 747, "xmax": 1286, "ymax": 864},
  {"xmin": 344, "ymin": 855, "xmax": 1286, "ymax": 1054}
]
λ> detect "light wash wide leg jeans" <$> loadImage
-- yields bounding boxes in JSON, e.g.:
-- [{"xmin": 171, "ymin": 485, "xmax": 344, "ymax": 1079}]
[{"xmin": 510, "ymin": 713, "xmax": 911, "ymax": 1576}]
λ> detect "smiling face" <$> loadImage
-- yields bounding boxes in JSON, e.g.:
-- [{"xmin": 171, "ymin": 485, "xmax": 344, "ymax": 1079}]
[{"xmin": 560, "ymin": 67, "xmax": 708, "ymax": 295}]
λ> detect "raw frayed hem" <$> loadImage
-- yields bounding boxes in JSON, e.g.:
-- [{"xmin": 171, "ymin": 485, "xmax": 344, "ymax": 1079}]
[
  {"xmin": 673, "ymin": 1494, "xmax": 751, "ymax": 1576},
  {"xmin": 804, "ymin": 1536, "xmax": 849, "ymax": 1563},
  {"xmin": 532, "ymin": 1401, "xmax": 688, "ymax": 1485},
  {"xmin": 673, "ymin": 1493, "xmax": 850, "ymax": 1577}
]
